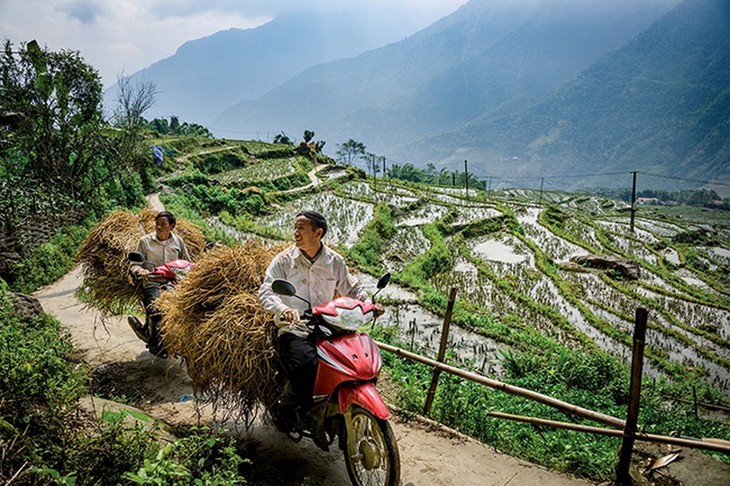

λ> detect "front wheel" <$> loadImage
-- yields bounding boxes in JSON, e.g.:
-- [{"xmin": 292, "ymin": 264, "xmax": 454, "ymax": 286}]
[{"xmin": 344, "ymin": 406, "xmax": 400, "ymax": 486}]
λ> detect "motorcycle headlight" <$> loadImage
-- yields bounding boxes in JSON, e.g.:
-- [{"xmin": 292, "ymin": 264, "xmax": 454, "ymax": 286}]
[{"xmin": 322, "ymin": 307, "xmax": 374, "ymax": 331}]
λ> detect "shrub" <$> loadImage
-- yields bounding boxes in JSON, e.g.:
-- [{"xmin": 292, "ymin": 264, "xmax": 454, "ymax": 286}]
[
  {"xmin": 124, "ymin": 426, "xmax": 247, "ymax": 485},
  {"xmin": 0, "ymin": 289, "xmax": 87, "ymax": 483},
  {"xmin": 8, "ymin": 223, "xmax": 90, "ymax": 293}
]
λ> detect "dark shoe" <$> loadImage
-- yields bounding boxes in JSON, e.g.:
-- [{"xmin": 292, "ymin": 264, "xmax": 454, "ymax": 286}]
[
  {"xmin": 307, "ymin": 410, "xmax": 329, "ymax": 451},
  {"xmin": 293, "ymin": 406, "xmax": 309, "ymax": 429},
  {"xmin": 127, "ymin": 316, "xmax": 147, "ymax": 342},
  {"xmin": 147, "ymin": 338, "xmax": 168, "ymax": 359}
]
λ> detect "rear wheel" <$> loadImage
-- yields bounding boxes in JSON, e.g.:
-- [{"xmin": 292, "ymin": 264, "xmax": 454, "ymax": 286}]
[{"xmin": 344, "ymin": 407, "xmax": 400, "ymax": 486}]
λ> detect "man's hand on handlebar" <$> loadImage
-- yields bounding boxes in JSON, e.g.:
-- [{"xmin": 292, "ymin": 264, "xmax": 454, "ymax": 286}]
[
  {"xmin": 281, "ymin": 308, "xmax": 300, "ymax": 324},
  {"xmin": 373, "ymin": 303, "xmax": 385, "ymax": 317},
  {"xmin": 133, "ymin": 267, "xmax": 151, "ymax": 278}
]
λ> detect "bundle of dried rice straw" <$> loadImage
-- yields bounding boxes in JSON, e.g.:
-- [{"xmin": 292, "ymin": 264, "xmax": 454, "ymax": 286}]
[
  {"xmin": 157, "ymin": 241, "xmax": 289, "ymax": 420},
  {"xmin": 76, "ymin": 208, "xmax": 205, "ymax": 316}
]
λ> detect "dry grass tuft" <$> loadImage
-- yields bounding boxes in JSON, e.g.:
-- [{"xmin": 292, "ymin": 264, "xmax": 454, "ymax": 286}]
[
  {"xmin": 80, "ymin": 211, "xmax": 290, "ymax": 422},
  {"xmin": 76, "ymin": 209, "xmax": 205, "ymax": 316},
  {"xmin": 158, "ymin": 241, "xmax": 290, "ymax": 422}
]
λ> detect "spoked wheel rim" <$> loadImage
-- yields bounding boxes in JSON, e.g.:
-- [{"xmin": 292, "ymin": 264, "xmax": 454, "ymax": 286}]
[{"xmin": 345, "ymin": 407, "xmax": 400, "ymax": 486}]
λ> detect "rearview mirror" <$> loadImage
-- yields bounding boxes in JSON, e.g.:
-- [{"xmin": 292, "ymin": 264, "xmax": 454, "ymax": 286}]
[
  {"xmin": 272, "ymin": 279, "xmax": 296, "ymax": 296},
  {"xmin": 377, "ymin": 272, "xmax": 391, "ymax": 289},
  {"xmin": 128, "ymin": 252, "xmax": 146, "ymax": 264}
]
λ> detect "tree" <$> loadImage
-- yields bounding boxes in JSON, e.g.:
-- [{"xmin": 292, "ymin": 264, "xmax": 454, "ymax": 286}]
[
  {"xmin": 364, "ymin": 152, "xmax": 381, "ymax": 177},
  {"xmin": 303, "ymin": 130, "xmax": 315, "ymax": 143},
  {"xmin": 149, "ymin": 117, "xmax": 169, "ymax": 134},
  {"xmin": 0, "ymin": 39, "xmax": 110, "ymax": 229},
  {"xmin": 113, "ymin": 72, "xmax": 157, "ymax": 131},
  {"xmin": 273, "ymin": 132, "xmax": 293, "ymax": 145},
  {"xmin": 169, "ymin": 115, "xmax": 180, "ymax": 135},
  {"xmin": 336, "ymin": 139, "xmax": 366, "ymax": 166},
  {"xmin": 178, "ymin": 121, "xmax": 212, "ymax": 138},
  {"xmin": 0, "ymin": 40, "xmax": 153, "ymax": 237},
  {"xmin": 110, "ymin": 71, "xmax": 160, "ymax": 184}
]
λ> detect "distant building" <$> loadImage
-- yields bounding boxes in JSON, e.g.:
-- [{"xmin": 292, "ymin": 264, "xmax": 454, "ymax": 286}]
[{"xmin": 636, "ymin": 197, "xmax": 661, "ymax": 205}]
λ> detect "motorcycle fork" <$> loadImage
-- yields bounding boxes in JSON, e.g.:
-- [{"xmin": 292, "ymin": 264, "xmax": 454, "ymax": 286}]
[{"xmin": 340, "ymin": 406, "xmax": 355, "ymax": 453}]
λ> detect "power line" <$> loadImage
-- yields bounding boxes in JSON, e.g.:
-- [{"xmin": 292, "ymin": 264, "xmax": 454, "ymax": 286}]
[
  {"xmin": 640, "ymin": 172, "xmax": 730, "ymax": 187},
  {"xmin": 472, "ymin": 171, "xmax": 631, "ymax": 180}
]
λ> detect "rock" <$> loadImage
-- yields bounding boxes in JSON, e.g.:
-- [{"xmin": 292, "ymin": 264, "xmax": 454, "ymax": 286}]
[
  {"xmin": 672, "ymin": 229, "xmax": 716, "ymax": 245},
  {"xmin": 9, "ymin": 292, "xmax": 44, "ymax": 321},
  {"xmin": 558, "ymin": 261, "xmax": 586, "ymax": 272},
  {"xmin": 689, "ymin": 257, "xmax": 710, "ymax": 271},
  {"xmin": 0, "ymin": 251, "xmax": 20, "ymax": 272},
  {"xmin": 571, "ymin": 254, "xmax": 641, "ymax": 280}
]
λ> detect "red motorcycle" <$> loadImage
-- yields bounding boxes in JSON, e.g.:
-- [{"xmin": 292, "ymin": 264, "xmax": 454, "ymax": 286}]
[
  {"xmin": 127, "ymin": 251, "xmax": 192, "ymax": 357},
  {"xmin": 269, "ymin": 274, "xmax": 400, "ymax": 486}
]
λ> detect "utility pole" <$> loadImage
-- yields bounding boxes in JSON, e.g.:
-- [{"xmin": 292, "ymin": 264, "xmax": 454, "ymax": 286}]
[
  {"xmin": 539, "ymin": 177, "xmax": 545, "ymax": 207},
  {"xmin": 372, "ymin": 154, "xmax": 377, "ymax": 192},
  {"xmin": 630, "ymin": 171, "xmax": 637, "ymax": 232},
  {"xmin": 464, "ymin": 160, "xmax": 469, "ymax": 201},
  {"xmin": 382, "ymin": 157, "xmax": 386, "ymax": 179},
  {"xmin": 487, "ymin": 176, "xmax": 492, "ymax": 198}
]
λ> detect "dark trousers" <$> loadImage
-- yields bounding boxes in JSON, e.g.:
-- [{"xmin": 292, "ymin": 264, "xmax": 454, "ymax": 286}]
[
  {"xmin": 141, "ymin": 284, "xmax": 161, "ymax": 323},
  {"xmin": 140, "ymin": 284, "xmax": 162, "ymax": 347},
  {"xmin": 277, "ymin": 332, "xmax": 318, "ymax": 410}
]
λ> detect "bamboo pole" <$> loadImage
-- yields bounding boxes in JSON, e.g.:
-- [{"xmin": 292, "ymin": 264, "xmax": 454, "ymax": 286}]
[
  {"xmin": 376, "ymin": 341, "xmax": 626, "ymax": 429},
  {"xmin": 616, "ymin": 307, "xmax": 648, "ymax": 485},
  {"xmin": 423, "ymin": 287, "xmax": 457, "ymax": 416},
  {"xmin": 488, "ymin": 411, "xmax": 730, "ymax": 455}
]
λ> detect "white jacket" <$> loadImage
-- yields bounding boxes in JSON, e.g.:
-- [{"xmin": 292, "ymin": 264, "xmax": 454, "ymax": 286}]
[
  {"xmin": 258, "ymin": 244, "xmax": 369, "ymax": 338},
  {"xmin": 132, "ymin": 232, "xmax": 190, "ymax": 288}
]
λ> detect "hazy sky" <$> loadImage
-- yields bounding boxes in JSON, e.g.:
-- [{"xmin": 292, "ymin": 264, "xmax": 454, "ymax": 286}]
[{"xmin": 0, "ymin": 0, "xmax": 468, "ymax": 88}]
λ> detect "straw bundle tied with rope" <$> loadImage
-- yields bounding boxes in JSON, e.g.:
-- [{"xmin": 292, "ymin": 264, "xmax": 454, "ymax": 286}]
[
  {"xmin": 157, "ymin": 241, "xmax": 289, "ymax": 420},
  {"xmin": 76, "ymin": 208, "xmax": 205, "ymax": 316}
]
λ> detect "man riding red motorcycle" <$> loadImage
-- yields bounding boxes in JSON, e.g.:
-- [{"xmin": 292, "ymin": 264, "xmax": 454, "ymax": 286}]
[
  {"xmin": 258, "ymin": 210, "xmax": 400, "ymax": 486},
  {"xmin": 259, "ymin": 211, "xmax": 381, "ymax": 415},
  {"xmin": 128, "ymin": 210, "xmax": 190, "ymax": 357}
]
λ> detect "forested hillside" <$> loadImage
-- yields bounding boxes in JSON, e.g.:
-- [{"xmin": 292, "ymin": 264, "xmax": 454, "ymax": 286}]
[{"xmin": 420, "ymin": 0, "xmax": 730, "ymax": 186}]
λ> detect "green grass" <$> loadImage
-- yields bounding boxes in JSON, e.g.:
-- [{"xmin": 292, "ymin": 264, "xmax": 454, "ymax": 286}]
[{"xmin": 377, "ymin": 332, "xmax": 730, "ymax": 481}]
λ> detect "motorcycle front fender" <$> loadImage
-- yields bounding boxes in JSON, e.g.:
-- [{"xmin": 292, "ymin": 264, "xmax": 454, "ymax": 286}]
[{"xmin": 338, "ymin": 382, "xmax": 390, "ymax": 420}]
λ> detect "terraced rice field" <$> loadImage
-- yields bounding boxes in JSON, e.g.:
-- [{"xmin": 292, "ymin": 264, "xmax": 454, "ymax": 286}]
[{"xmin": 224, "ymin": 177, "xmax": 730, "ymax": 393}]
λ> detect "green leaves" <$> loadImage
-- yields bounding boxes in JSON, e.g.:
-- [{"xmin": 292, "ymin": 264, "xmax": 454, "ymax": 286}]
[
  {"xmin": 123, "ymin": 427, "xmax": 247, "ymax": 485},
  {"xmin": 26, "ymin": 40, "xmax": 51, "ymax": 99}
]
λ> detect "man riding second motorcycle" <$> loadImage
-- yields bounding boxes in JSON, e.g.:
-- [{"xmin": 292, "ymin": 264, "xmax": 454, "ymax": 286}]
[
  {"xmin": 258, "ymin": 210, "xmax": 384, "ymax": 427},
  {"xmin": 129, "ymin": 210, "xmax": 190, "ymax": 355}
]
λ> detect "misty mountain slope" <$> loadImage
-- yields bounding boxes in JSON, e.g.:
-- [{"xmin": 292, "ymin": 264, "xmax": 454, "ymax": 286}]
[
  {"xmin": 342, "ymin": 0, "xmax": 681, "ymax": 149},
  {"xmin": 392, "ymin": 0, "xmax": 668, "ymax": 119},
  {"xmin": 212, "ymin": 0, "xmax": 539, "ymax": 140},
  {"xmin": 418, "ymin": 0, "xmax": 730, "ymax": 184},
  {"xmin": 103, "ymin": 10, "xmax": 425, "ymax": 124},
  {"xmin": 212, "ymin": 0, "xmax": 678, "ymax": 153}
]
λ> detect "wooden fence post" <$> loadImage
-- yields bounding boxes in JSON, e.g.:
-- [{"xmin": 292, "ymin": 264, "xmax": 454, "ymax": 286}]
[
  {"xmin": 616, "ymin": 307, "xmax": 649, "ymax": 485},
  {"xmin": 423, "ymin": 287, "xmax": 457, "ymax": 416}
]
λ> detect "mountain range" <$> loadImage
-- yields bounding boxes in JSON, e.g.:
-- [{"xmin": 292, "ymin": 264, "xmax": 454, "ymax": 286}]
[
  {"xmin": 109, "ymin": 0, "xmax": 730, "ymax": 192},
  {"xmin": 104, "ymin": 9, "xmax": 434, "ymax": 125},
  {"xmin": 412, "ymin": 0, "xmax": 730, "ymax": 189}
]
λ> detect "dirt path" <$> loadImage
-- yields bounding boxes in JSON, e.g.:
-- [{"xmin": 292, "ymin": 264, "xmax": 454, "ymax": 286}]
[
  {"xmin": 34, "ymin": 266, "xmax": 594, "ymax": 485},
  {"xmin": 275, "ymin": 163, "xmax": 328, "ymax": 196}
]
